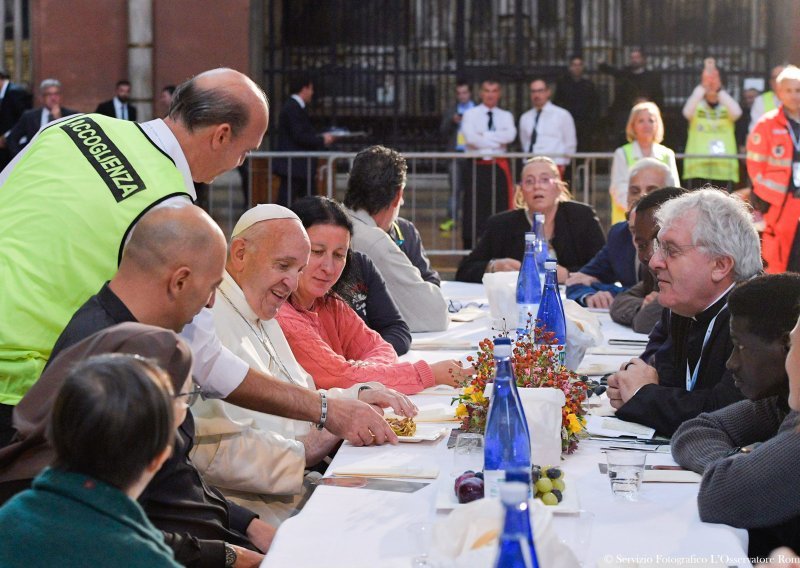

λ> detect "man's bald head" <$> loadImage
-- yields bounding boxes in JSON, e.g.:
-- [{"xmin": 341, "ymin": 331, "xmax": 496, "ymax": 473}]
[
  {"xmin": 123, "ymin": 203, "xmax": 225, "ymax": 274},
  {"xmin": 116, "ymin": 203, "xmax": 227, "ymax": 332},
  {"xmin": 168, "ymin": 68, "xmax": 268, "ymax": 138}
]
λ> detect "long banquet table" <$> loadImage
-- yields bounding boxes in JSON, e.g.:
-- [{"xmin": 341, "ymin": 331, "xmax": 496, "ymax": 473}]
[{"xmin": 262, "ymin": 282, "xmax": 751, "ymax": 568}]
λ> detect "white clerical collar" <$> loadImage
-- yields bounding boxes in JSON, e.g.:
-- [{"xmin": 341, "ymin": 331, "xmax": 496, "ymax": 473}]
[
  {"xmin": 691, "ymin": 282, "xmax": 736, "ymax": 322},
  {"xmin": 0, "ymin": 80, "xmax": 9, "ymax": 100},
  {"xmin": 291, "ymin": 94, "xmax": 306, "ymax": 109},
  {"xmin": 137, "ymin": 119, "xmax": 196, "ymax": 199}
]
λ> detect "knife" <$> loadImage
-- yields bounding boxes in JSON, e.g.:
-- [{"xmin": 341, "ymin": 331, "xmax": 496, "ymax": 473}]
[{"xmin": 315, "ymin": 476, "xmax": 430, "ymax": 493}]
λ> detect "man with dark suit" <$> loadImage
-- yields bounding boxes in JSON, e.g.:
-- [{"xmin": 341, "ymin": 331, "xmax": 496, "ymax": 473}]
[
  {"xmin": 0, "ymin": 69, "xmax": 30, "ymax": 169},
  {"xmin": 95, "ymin": 80, "xmax": 137, "ymax": 122},
  {"xmin": 6, "ymin": 78, "xmax": 77, "ymax": 157},
  {"xmin": 273, "ymin": 75, "xmax": 335, "ymax": 205}
]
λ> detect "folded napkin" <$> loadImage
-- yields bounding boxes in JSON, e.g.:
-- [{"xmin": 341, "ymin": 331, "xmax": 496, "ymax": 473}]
[
  {"xmin": 331, "ymin": 455, "xmax": 439, "ymax": 479},
  {"xmin": 576, "ymin": 361, "xmax": 622, "ymax": 376},
  {"xmin": 385, "ymin": 403, "xmax": 458, "ymax": 422},
  {"xmin": 585, "ymin": 415, "xmax": 655, "ymax": 439},
  {"xmin": 431, "ymin": 497, "xmax": 580, "ymax": 567},
  {"xmin": 643, "ymin": 469, "xmax": 702, "ymax": 483},
  {"xmin": 587, "ymin": 346, "xmax": 643, "ymax": 356},
  {"xmin": 410, "ymin": 338, "xmax": 476, "ymax": 350},
  {"xmin": 449, "ymin": 307, "xmax": 487, "ymax": 323}
]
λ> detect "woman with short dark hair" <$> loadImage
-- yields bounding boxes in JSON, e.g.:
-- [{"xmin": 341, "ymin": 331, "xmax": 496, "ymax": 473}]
[{"xmin": 0, "ymin": 354, "xmax": 184, "ymax": 567}]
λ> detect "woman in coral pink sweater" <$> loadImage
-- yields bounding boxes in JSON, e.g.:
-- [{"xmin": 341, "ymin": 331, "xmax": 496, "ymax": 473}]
[{"xmin": 277, "ymin": 197, "xmax": 465, "ymax": 395}]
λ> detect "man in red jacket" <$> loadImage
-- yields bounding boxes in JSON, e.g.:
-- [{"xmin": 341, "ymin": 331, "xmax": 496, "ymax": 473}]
[{"xmin": 747, "ymin": 65, "xmax": 800, "ymax": 273}]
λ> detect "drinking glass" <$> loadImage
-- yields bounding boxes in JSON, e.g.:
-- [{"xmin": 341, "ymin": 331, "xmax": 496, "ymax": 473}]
[
  {"xmin": 452, "ymin": 432, "xmax": 484, "ymax": 476},
  {"xmin": 606, "ymin": 450, "xmax": 646, "ymax": 501},
  {"xmin": 407, "ymin": 521, "xmax": 435, "ymax": 567}
]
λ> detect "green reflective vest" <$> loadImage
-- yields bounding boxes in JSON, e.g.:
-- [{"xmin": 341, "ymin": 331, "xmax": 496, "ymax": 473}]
[
  {"xmin": 683, "ymin": 101, "xmax": 739, "ymax": 182},
  {"xmin": 622, "ymin": 143, "xmax": 672, "ymax": 168},
  {"xmin": 0, "ymin": 114, "xmax": 191, "ymax": 404},
  {"xmin": 763, "ymin": 91, "xmax": 778, "ymax": 113}
]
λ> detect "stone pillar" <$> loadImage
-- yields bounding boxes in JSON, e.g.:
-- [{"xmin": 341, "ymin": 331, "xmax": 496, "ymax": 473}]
[{"xmin": 128, "ymin": 0, "xmax": 153, "ymax": 121}]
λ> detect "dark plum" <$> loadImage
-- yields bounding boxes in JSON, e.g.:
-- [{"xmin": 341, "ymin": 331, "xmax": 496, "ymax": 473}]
[{"xmin": 457, "ymin": 477, "xmax": 484, "ymax": 503}]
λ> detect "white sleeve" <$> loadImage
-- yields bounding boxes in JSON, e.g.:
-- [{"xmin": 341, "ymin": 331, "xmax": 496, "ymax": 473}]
[
  {"xmin": 563, "ymin": 111, "xmax": 577, "ymax": 156},
  {"xmin": 191, "ymin": 401, "xmax": 306, "ymax": 495},
  {"xmin": 666, "ymin": 149, "xmax": 681, "ymax": 187},
  {"xmin": 682, "ymin": 85, "xmax": 705, "ymax": 120},
  {"xmin": 748, "ymin": 96, "xmax": 765, "ymax": 133},
  {"xmin": 180, "ymin": 308, "xmax": 250, "ymax": 398},
  {"xmin": 718, "ymin": 89, "xmax": 742, "ymax": 121}
]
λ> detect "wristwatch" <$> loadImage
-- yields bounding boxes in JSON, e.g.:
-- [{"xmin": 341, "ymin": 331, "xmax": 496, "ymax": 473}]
[{"xmin": 224, "ymin": 543, "xmax": 237, "ymax": 567}]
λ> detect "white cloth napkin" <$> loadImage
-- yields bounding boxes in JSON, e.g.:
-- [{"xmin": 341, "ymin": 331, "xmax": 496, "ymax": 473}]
[
  {"xmin": 385, "ymin": 403, "xmax": 458, "ymax": 422},
  {"xmin": 330, "ymin": 454, "xmax": 440, "ymax": 479},
  {"xmin": 431, "ymin": 497, "xmax": 580, "ymax": 567}
]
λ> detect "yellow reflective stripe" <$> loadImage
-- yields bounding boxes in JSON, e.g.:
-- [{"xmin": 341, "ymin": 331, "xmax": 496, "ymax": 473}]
[
  {"xmin": 746, "ymin": 151, "xmax": 768, "ymax": 163},
  {"xmin": 755, "ymin": 174, "xmax": 788, "ymax": 193}
]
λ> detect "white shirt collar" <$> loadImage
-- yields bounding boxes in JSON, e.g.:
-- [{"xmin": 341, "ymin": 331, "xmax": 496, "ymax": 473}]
[
  {"xmin": 0, "ymin": 80, "xmax": 9, "ymax": 100},
  {"xmin": 291, "ymin": 94, "xmax": 306, "ymax": 109},
  {"xmin": 137, "ymin": 118, "xmax": 197, "ymax": 199}
]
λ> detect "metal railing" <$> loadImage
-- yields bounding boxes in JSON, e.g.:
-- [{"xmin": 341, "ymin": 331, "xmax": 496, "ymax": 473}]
[{"xmin": 208, "ymin": 150, "xmax": 747, "ymax": 257}]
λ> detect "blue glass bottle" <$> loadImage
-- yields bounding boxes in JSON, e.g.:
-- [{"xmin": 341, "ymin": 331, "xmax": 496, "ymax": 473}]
[
  {"xmin": 532, "ymin": 213, "xmax": 550, "ymax": 277},
  {"xmin": 516, "ymin": 232, "xmax": 541, "ymax": 336},
  {"xmin": 536, "ymin": 259, "xmax": 567, "ymax": 367},
  {"xmin": 484, "ymin": 339, "xmax": 532, "ymax": 499},
  {"xmin": 494, "ymin": 482, "xmax": 541, "ymax": 568}
]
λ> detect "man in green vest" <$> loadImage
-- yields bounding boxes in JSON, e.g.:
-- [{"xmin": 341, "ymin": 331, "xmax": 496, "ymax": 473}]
[
  {"xmin": 0, "ymin": 68, "xmax": 398, "ymax": 448},
  {"xmin": 750, "ymin": 64, "xmax": 787, "ymax": 132}
]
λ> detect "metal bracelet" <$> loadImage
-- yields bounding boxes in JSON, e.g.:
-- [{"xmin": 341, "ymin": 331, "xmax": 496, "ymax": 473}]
[{"xmin": 316, "ymin": 391, "xmax": 328, "ymax": 430}]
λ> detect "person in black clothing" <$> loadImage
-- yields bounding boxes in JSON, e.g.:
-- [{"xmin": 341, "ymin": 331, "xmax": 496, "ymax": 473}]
[
  {"xmin": 1, "ymin": 204, "xmax": 273, "ymax": 567},
  {"xmin": 607, "ymin": 189, "xmax": 762, "ymax": 436},
  {"xmin": 95, "ymin": 80, "xmax": 138, "ymax": 121},
  {"xmin": 554, "ymin": 55, "xmax": 600, "ymax": 151},
  {"xmin": 334, "ymin": 249, "xmax": 412, "ymax": 356},
  {"xmin": 273, "ymin": 74, "xmax": 336, "ymax": 205},
  {"xmin": 389, "ymin": 217, "xmax": 441, "ymax": 286},
  {"xmin": 456, "ymin": 156, "xmax": 605, "ymax": 284},
  {"xmin": 599, "ymin": 49, "xmax": 664, "ymax": 147},
  {"xmin": 0, "ymin": 68, "xmax": 30, "ymax": 169}
]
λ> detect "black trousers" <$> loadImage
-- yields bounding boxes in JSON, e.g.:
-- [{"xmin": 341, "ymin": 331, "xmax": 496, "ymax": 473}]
[{"xmin": 462, "ymin": 158, "xmax": 512, "ymax": 249}]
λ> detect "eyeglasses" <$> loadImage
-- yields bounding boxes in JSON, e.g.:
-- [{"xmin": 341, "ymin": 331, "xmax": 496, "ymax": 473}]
[
  {"xmin": 174, "ymin": 385, "xmax": 202, "ymax": 408},
  {"xmin": 651, "ymin": 238, "xmax": 700, "ymax": 260},
  {"xmin": 448, "ymin": 300, "xmax": 486, "ymax": 314}
]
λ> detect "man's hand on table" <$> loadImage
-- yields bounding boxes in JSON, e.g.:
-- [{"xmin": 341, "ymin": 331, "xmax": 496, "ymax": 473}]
[
  {"xmin": 606, "ymin": 358, "xmax": 659, "ymax": 409},
  {"xmin": 586, "ymin": 291, "xmax": 614, "ymax": 309},
  {"xmin": 325, "ymin": 397, "xmax": 398, "ymax": 446},
  {"xmin": 487, "ymin": 258, "xmax": 520, "ymax": 273},
  {"xmin": 359, "ymin": 387, "xmax": 418, "ymax": 417},
  {"xmin": 246, "ymin": 518, "xmax": 276, "ymax": 552}
]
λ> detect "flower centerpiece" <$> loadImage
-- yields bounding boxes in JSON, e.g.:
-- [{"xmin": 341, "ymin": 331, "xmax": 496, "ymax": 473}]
[{"xmin": 454, "ymin": 323, "xmax": 590, "ymax": 453}]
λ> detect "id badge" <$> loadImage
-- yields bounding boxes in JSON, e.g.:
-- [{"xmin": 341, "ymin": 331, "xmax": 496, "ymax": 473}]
[
  {"xmin": 794, "ymin": 162, "xmax": 800, "ymax": 188},
  {"xmin": 708, "ymin": 140, "xmax": 726, "ymax": 155}
]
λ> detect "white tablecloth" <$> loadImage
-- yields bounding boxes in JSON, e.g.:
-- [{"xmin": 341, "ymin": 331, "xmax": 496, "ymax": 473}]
[{"xmin": 262, "ymin": 282, "xmax": 751, "ymax": 568}]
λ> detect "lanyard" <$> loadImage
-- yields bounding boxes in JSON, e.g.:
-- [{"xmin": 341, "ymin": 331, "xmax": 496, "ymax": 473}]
[{"xmin": 685, "ymin": 306, "xmax": 726, "ymax": 391}]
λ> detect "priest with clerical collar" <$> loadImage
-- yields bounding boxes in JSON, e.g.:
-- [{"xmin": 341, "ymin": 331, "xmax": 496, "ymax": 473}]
[{"xmin": 607, "ymin": 189, "xmax": 763, "ymax": 436}]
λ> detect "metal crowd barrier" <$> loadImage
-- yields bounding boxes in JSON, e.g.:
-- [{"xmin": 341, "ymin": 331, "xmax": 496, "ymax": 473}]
[{"xmin": 206, "ymin": 151, "xmax": 747, "ymax": 258}]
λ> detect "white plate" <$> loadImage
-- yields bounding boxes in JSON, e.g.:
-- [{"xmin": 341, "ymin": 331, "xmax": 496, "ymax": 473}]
[
  {"xmin": 436, "ymin": 476, "xmax": 580, "ymax": 514},
  {"xmin": 397, "ymin": 423, "xmax": 450, "ymax": 443}
]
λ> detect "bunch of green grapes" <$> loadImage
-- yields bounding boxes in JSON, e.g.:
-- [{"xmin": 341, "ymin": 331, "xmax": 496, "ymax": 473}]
[{"xmin": 531, "ymin": 465, "xmax": 565, "ymax": 506}]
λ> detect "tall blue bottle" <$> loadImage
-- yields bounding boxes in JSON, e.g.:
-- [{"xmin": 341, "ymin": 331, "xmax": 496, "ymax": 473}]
[
  {"xmin": 532, "ymin": 213, "xmax": 550, "ymax": 277},
  {"xmin": 516, "ymin": 232, "xmax": 541, "ymax": 336},
  {"xmin": 536, "ymin": 259, "xmax": 567, "ymax": 367},
  {"xmin": 493, "ymin": 482, "xmax": 541, "ymax": 568},
  {"xmin": 484, "ymin": 339, "xmax": 532, "ymax": 499}
]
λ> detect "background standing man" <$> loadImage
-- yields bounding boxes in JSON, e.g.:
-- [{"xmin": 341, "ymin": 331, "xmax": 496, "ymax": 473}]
[
  {"xmin": 95, "ymin": 80, "xmax": 138, "ymax": 122},
  {"xmin": 460, "ymin": 79, "xmax": 516, "ymax": 248},
  {"xmin": 0, "ymin": 68, "xmax": 30, "ymax": 169},
  {"xmin": 554, "ymin": 55, "xmax": 600, "ymax": 152},
  {"xmin": 749, "ymin": 64, "xmax": 786, "ymax": 132},
  {"xmin": 519, "ymin": 77, "xmax": 576, "ymax": 173},
  {"xmin": 273, "ymin": 74, "xmax": 335, "ymax": 205},
  {"xmin": 6, "ymin": 78, "xmax": 77, "ymax": 156},
  {"xmin": 438, "ymin": 79, "xmax": 475, "ymax": 232}
]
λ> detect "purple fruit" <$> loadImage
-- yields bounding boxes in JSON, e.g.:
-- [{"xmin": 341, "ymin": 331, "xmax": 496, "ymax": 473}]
[
  {"xmin": 457, "ymin": 477, "xmax": 484, "ymax": 504},
  {"xmin": 454, "ymin": 471, "xmax": 476, "ymax": 493},
  {"xmin": 474, "ymin": 471, "xmax": 484, "ymax": 480}
]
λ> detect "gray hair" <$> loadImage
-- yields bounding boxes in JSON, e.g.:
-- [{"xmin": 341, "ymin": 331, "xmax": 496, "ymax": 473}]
[
  {"xmin": 628, "ymin": 157, "xmax": 675, "ymax": 186},
  {"xmin": 655, "ymin": 189, "xmax": 762, "ymax": 281},
  {"xmin": 776, "ymin": 65, "xmax": 800, "ymax": 86},
  {"xmin": 39, "ymin": 78, "xmax": 61, "ymax": 91},
  {"xmin": 168, "ymin": 70, "xmax": 267, "ymax": 138}
]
